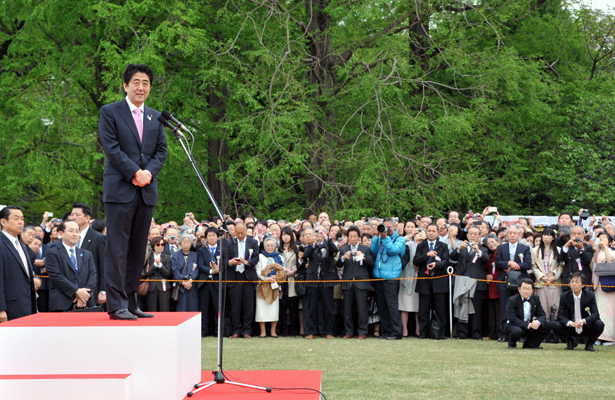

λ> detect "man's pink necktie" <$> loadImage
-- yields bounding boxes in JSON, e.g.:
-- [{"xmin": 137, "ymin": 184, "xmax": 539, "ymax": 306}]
[{"xmin": 133, "ymin": 108, "xmax": 143, "ymax": 143}]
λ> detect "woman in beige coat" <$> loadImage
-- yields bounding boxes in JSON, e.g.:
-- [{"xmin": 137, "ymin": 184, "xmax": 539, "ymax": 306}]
[{"xmin": 531, "ymin": 228, "xmax": 564, "ymax": 321}]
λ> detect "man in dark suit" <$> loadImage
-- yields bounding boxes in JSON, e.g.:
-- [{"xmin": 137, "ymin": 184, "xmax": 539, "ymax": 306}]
[
  {"xmin": 494, "ymin": 224, "xmax": 532, "ymax": 342},
  {"xmin": 98, "ymin": 63, "xmax": 168, "ymax": 320},
  {"xmin": 504, "ymin": 278, "xmax": 552, "ymax": 349},
  {"xmin": 299, "ymin": 226, "xmax": 339, "ymax": 339},
  {"xmin": 414, "ymin": 223, "xmax": 450, "ymax": 339},
  {"xmin": 0, "ymin": 206, "xmax": 37, "ymax": 322},
  {"xmin": 336, "ymin": 225, "xmax": 374, "ymax": 339},
  {"xmin": 226, "ymin": 222, "xmax": 259, "ymax": 338},
  {"xmin": 558, "ymin": 225, "xmax": 595, "ymax": 289},
  {"xmin": 196, "ymin": 227, "xmax": 223, "ymax": 337},
  {"xmin": 450, "ymin": 226, "xmax": 490, "ymax": 340},
  {"xmin": 70, "ymin": 203, "xmax": 106, "ymax": 308},
  {"xmin": 553, "ymin": 272, "xmax": 604, "ymax": 351},
  {"xmin": 45, "ymin": 221, "xmax": 97, "ymax": 311}
]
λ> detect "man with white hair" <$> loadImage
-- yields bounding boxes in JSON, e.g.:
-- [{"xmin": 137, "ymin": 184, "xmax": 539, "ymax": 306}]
[{"xmin": 494, "ymin": 224, "xmax": 532, "ymax": 343}]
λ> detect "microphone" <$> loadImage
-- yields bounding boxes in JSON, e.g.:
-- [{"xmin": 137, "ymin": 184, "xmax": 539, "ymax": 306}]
[
  {"xmin": 157, "ymin": 115, "xmax": 187, "ymax": 140},
  {"xmin": 161, "ymin": 110, "xmax": 191, "ymax": 133}
]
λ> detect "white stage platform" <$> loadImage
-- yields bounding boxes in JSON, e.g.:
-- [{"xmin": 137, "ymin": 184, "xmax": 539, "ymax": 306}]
[{"xmin": 0, "ymin": 312, "xmax": 201, "ymax": 400}]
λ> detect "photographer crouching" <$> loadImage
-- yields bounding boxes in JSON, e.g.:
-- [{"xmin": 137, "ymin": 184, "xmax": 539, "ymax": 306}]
[{"xmin": 370, "ymin": 218, "xmax": 406, "ymax": 340}]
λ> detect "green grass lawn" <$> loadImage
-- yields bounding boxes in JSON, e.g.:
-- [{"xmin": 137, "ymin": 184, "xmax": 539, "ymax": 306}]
[{"xmin": 201, "ymin": 336, "xmax": 615, "ymax": 399}]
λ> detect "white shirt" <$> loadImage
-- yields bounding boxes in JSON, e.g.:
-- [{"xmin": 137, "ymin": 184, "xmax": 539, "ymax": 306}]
[
  {"xmin": 125, "ymin": 96, "xmax": 144, "ymax": 133},
  {"xmin": 427, "ymin": 240, "xmax": 437, "ymax": 249},
  {"xmin": 78, "ymin": 226, "xmax": 89, "ymax": 249},
  {"xmin": 62, "ymin": 242, "xmax": 79, "ymax": 270},
  {"xmin": 237, "ymin": 239, "xmax": 246, "ymax": 259},
  {"xmin": 567, "ymin": 291, "xmax": 586, "ymax": 326},
  {"xmin": 522, "ymin": 297, "xmax": 531, "ymax": 321}
]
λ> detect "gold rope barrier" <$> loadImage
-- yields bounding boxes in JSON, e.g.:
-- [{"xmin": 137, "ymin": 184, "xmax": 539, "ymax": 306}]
[{"xmin": 33, "ymin": 274, "xmax": 615, "ymax": 288}]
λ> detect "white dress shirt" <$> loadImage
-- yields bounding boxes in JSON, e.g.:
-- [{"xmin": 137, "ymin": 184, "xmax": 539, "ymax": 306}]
[{"xmin": 78, "ymin": 226, "xmax": 89, "ymax": 249}]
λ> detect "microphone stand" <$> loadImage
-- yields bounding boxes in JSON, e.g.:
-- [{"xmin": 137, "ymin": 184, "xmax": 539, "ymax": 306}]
[{"xmin": 159, "ymin": 120, "xmax": 272, "ymax": 396}]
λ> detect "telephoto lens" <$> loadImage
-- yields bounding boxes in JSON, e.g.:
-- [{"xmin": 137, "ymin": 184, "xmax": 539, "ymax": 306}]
[{"xmin": 377, "ymin": 224, "xmax": 386, "ymax": 233}]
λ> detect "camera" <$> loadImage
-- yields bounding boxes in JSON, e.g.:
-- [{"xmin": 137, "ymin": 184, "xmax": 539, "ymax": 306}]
[
  {"xmin": 580, "ymin": 209, "xmax": 590, "ymax": 219},
  {"xmin": 337, "ymin": 234, "xmax": 343, "ymax": 242},
  {"xmin": 298, "ymin": 245, "xmax": 305, "ymax": 252},
  {"xmin": 169, "ymin": 235, "xmax": 176, "ymax": 240},
  {"xmin": 574, "ymin": 238, "xmax": 582, "ymax": 243},
  {"xmin": 417, "ymin": 228, "xmax": 425, "ymax": 233},
  {"xmin": 377, "ymin": 224, "xmax": 386, "ymax": 233}
]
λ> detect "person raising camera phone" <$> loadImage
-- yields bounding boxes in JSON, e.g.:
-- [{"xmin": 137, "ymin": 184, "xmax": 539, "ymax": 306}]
[{"xmin": 559, "ymin": 225, "xmax": 594, "ymax": 289}]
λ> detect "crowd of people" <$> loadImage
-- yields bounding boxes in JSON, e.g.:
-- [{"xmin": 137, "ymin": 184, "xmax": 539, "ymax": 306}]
[{"xmin": 1, "ymin": 204, "xmax": 614, "ymax": 350}]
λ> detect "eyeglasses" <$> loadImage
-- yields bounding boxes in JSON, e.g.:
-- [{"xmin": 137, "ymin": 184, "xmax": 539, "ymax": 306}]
[{"xmin": 155, "ymin": 243, "xmax": 165, "ymax": 247}]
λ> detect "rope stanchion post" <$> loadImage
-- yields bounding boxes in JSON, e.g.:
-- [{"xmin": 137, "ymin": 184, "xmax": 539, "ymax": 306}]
[{"xmin": 447, "ymin": 266, "xmax": 454, "ymax": 339}]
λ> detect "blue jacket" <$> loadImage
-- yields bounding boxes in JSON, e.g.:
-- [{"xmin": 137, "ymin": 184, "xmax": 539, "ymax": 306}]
[{"xmin": 370, "ymin": 232, "xmax": 406, "ymax": 280}]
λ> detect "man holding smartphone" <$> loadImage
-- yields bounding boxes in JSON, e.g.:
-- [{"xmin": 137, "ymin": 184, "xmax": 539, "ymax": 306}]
[{"xmin": 226, "ymin": 223, "xmax": 260, "ymax": 338}]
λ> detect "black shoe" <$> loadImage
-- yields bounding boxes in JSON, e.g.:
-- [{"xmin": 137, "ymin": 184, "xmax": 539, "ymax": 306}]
[
  {"xmin": 386, "ymin": 336, "xmax": 402, "ymax": 340},
  {"xmin": 129, "ymin": 308, "xmax": 154, "ymax": 318},
  {"xmin": 419, "ymin": 336, "xmax": 428, "ymax": 339},
  {"xmin": 377, "ymin": 335, "xmax": 387, "ymax": 339},
  {"xmin": 508, "ymin": 345, "xmax": 517, "ymax": 349},
  {"xmin": 585, "ymin": 344, "xmax": 595, "ymax": 352},
  {"xmin": 109, "ymin": 309, "xmax": 137, "ymax": 320},
  {"xmin": 439, "ymin": 336, "xmax": 447, "ymax": 340},
  {"xmin": 565, "ymin": 341, "xmax": 576, "ymax": 350},
  {"xmin": 523, "ymin": 345, "xmax": 543, "ymax": 350},
  {"xmin": 474, "ymin": 337, "xmax": 483, "ymax": 340},
  {"xmin": 498, "ymin": 337, "xmax": 507, "ymax": 343}
]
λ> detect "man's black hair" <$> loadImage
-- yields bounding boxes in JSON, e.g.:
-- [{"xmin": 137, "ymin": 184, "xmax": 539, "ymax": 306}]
[
  {"xmin": 72, "ymin": 202, "xmax": 92, "ymax": 218},
  {"xmin": 0, "ymin": 205, "xmax": 22, "ymax": 222},
  {"xmin": 123, "ymin": 63, "xmax": 154, "ymax": 85}
]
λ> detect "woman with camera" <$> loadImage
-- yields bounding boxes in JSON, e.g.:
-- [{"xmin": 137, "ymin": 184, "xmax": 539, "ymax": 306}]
[
  {"xmin": 172, "ymin": 234, "xmax": 200, "ymax": 312},
  {"xmin": 591, "ymin": 231, "xmax": 615, "ymax": 345},
  {"xmin": 145, "ymin": 236, "xmax": 173, "ymax": 312},
  {"xmin": 279, "ymin": 227, "xmax": 300, "ymax": 336}
]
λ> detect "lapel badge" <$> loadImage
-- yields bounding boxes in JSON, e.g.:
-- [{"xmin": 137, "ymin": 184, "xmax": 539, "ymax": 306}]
[{"xmin": 147, "ymin": 114, "xmax": 152, "ymax": 121}]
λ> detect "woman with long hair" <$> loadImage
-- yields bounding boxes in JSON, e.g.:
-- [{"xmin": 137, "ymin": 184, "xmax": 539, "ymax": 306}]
[
  {"xmin": 145, "ymin": 236, "xmax": 173, "ymax": 311},
  {"xmin": 531, "ymin": 227, "xmax": 563, "ymax": 322},
  {"xmin": 398, "ymin": 220, "xmax": 423, "ymax": 337},
  {"xmin": 278, "ymin": 227, "xmax": 300, "ymax": 336}
]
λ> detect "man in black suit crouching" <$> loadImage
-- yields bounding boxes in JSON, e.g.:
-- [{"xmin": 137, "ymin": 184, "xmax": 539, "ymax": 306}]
[
  {"xmin": 553, "ymin": 272, "xmax": 604, "ymax": 352},
  {"xmin": 45, "ymin": 221, "xmax": 97, "ymax": 311},
  {"xmin": 504, "ymin": 278, "xmax": 552, "ymax": 349}
]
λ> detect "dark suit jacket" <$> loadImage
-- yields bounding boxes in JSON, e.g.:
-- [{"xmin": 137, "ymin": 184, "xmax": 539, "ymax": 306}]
[
  {"xmin": 196, "ymin": 240, "xmax": 227, "ymax": 290},
  {"xmin": 45, "ymin": 244, "xmax": 97, "ymax": 311},
  {"xmin": 0, "ymin": 234, "xmax": 37, "ymax": 320},
  {"xmin": 335, "ymin": 244, "xmax": 374, "ymax": 290},
  {"xmin": 414, "ymin": 239, "xmax": 450, "ymax": 294},
  {"xmin": 80, "ymin": 228, "xmax": 106, "ymax": 297},
  {"xmin": 33, "ymin": 249, "xmax": 48, "ymax": 291},
  {"xmin": 145, "ymin": 252, "xmax": 173, "ymax": 291},
  {"xmin": 557, "ymin": 289, "xmax": 600, "ymax": 327},
  {"xmin": 300, "ymin": 239, "xmax": 339, "ymax": 288},
  {"xmin": 506, "ymin": 293, "xmax": 547, "ymax": 328},
  {"xmin": 98, "ymin": 98, "xmax": 168, "ymax": 206},
  {"xmin": 558, "ymin": 244, "xmax": 594, "ymax": 286},
  {"xmin": 450, "ymin": 245, "xmax": 490, "ymax": 292},
  {"xmin": 172, "ymin": 251, "xmax": 199, "ymax": 293},
  {"xmin": 494, "ymin": 242, "xmax": 532, "ymax": 290},
  {"xmin": 224, "ymin": 237, "xmax": 260, "ymax": 286}
]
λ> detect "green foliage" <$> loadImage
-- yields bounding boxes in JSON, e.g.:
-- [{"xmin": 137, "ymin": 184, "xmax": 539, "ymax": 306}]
[{"xmin": 1, "ymin": 0, "xmax": 614, "ymax": 223}]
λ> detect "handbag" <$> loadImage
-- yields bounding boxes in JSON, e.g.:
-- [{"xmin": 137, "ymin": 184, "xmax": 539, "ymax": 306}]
[
  {"xmin": 506, "ymin": 270, "xmax": 522, "ymax": 289},
  {"xmin": 294, "ymin": 268, "xmax": 306, "ymax": 297},
  {"xmin": 594, "ymin": 262, "xmax": 615, "ymax": 277},
  {"xmin": 428, "ymin": 309, "xmax": 442, "ymax": 340},
  {"xmin": 172, "ymin": 257, "xmax": 189, "ymax": 302},
  {"xmin": 599, "ymin": 276, "xmax": 615, "ymax": 293},
  {"xmin": 138, "ymin": 262, "xmax": 150, "ymax": 297}
]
